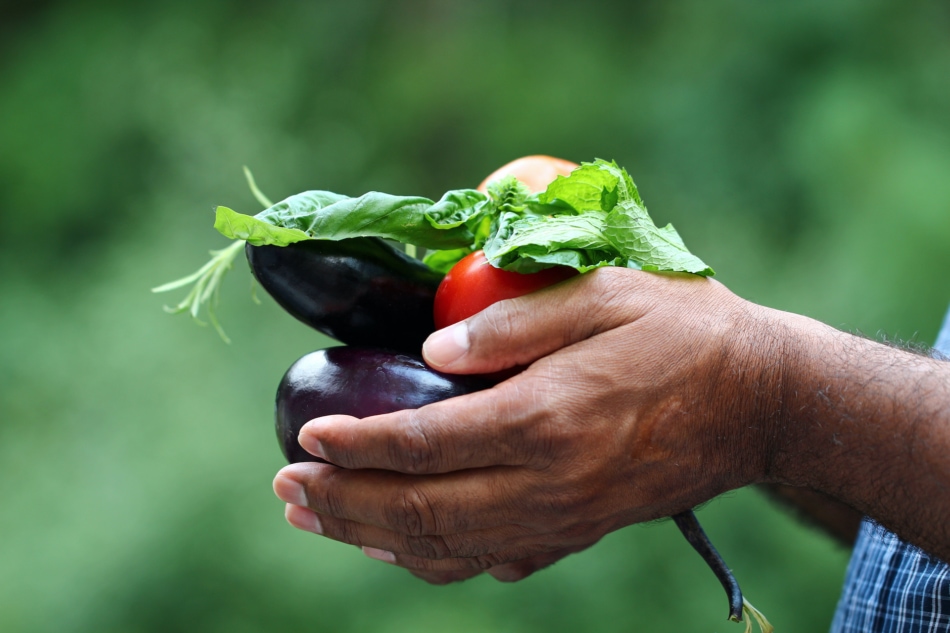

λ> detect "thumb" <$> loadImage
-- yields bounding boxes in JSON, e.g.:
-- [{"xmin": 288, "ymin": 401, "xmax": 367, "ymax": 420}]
[{"xmin": 422, "ymin": 267, "xmax": 646, "ymax": 375}]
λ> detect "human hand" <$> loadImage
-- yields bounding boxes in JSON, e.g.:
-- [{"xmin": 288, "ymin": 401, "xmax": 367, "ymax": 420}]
[
  {"xmin": 273, "ymin": 262, "xmax": 784, "ymax": 581},
  {"xmin": 275, "ymin": 155, "xmax": 585, "ymax": 585}
]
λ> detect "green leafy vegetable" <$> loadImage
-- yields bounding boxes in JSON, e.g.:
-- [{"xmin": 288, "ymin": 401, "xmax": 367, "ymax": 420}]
[
  {"xmin": 539, "ymin": 161, "xmax": 621, "ymax": 212},
  {"xmin": 217, "ymin": 189, "xmax": 486, "ymax": 250},
  {"xmin": 214, "ymin": 159, "xmax": 712, "ymax": 276},
  {"xmin": 214, "ymin": 206, "xmax": 311, "ymax": 247},
  {"xmin": 154, "ymin": 159, "xmax": 713, "ymax": 338}
]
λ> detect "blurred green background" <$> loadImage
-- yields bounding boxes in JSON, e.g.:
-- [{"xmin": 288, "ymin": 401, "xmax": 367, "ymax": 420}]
[{"xmin": 2, "ymin": 1, "xmax": 949, "ymax": 631}]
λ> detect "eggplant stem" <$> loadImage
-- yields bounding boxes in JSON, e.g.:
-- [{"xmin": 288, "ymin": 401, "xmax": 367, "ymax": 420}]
[{"xmin": 672, "ymin": 510, "xmax": 744, "ymax": 622}]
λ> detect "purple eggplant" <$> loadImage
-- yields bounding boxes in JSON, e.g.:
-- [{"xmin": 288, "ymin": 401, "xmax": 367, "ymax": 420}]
[
  {"xmin": 276, "ymin": 347, "xmax": 489, "ymax": 464},
  {"xmin": 247, "ymin": 238, "xmax": 443, "ymax": 354}
]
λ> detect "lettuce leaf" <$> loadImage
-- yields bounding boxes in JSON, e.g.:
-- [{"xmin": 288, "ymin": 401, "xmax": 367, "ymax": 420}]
[
  {"xmin": 487, "ymin": 159, "xmax": 712, "ymax": 275},
  {"xmin": 212, "ymin": 158, "xmax": 712, "ymax": 276}
]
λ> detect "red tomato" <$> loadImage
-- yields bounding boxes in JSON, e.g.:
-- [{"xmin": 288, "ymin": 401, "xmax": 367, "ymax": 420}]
[{"xmin": 433, "ymin": 250, "xmax": 577, "ymax": 330}]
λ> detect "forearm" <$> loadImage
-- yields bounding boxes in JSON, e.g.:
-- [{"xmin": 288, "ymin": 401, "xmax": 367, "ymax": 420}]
[{"xmin": 767, "ymin": 311, "xmax": 950, "ymax": 560}]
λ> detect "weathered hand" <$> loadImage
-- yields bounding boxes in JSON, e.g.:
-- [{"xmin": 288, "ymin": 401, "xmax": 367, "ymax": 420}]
[{"xmin": 273, "ymin": 267, "xmax": 782, "ymax": 579}]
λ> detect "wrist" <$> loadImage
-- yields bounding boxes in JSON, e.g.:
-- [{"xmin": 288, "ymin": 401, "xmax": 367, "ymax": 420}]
[
  {"xmin": 761, "ymin": 311, "xmax": 872, "ymax": 491},
  {"xmin": 691, "ymin": 300, "xmax": 800, "ymax": 493}
]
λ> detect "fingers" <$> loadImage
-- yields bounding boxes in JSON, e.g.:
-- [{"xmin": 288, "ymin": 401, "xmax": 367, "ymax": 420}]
[
  {"xmin": 423, "ymin": 266, "xmax": 660, "ymax": 375},
  {"xmin": 284, "ymin": 501, "xmax": 602, "ymax": 580},
  {"xmin": 286, "ymin": 504, "xmax": 485, "ymax": 586},
  {"xmin": 296, "ymin": 383, "xmax": 552, "ymax": 473},
  {"xmin": 274, "ymin": 461, "xmax": 541, "ymax": 535},
  {"xmin": 284, "ymin": 502, "xmax": 545, "ymax": 561}
]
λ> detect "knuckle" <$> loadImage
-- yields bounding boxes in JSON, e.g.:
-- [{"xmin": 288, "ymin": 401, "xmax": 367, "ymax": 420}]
[
  {"xmin": 387, "ymin": 485, "xmax": 437, "ymax": 537},
  {"xmin": 472, "ymin": 551, "xmax": 512, "ymax": 570},
  {"xmin": 477, "ymin": 302, "xmax": 522, "ymax": 346},
  {"xmin": 538, "ymin": 423, "xmax": 586, "ymax": 464},
  {"xmin": 581, "ymin": 268, "xmax": 637, "ymax": 313},
  {"xmin": 311, "ymin": 469, "xmax": 348, "ymax": 518},
  {"xmin": 336, "ymin": 519, "xmax": 363, "ymax": 546},
  {"xmin": 448, "ymin": 536, "xmax": 490, "ymax": 559},
  {"xmin": 391, "ymin": 410, "xmax": 439, "ymax": 474},
  {"xmin": 404, "ymin": 534, "xmax": 452, "ymax": 560},
  {"xmin": 520, "ymin": 416, "xmax": 560, "ymax": 468}
]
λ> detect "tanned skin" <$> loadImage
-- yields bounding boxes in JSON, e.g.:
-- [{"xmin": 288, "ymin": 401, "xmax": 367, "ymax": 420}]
[{"xmin": 271, "ymin": 158, "xmax": 950, "ymax": 584}]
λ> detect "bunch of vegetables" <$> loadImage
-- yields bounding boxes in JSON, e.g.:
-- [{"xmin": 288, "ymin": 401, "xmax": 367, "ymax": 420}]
[{"xmin": 155, "ymin": 157, "xmax": 772, "ymax": 633}]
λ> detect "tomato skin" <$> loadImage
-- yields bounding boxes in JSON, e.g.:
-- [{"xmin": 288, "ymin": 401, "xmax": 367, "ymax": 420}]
[{"xmin": 433, "ymin": 250, "xmax": 578, "ymax": 330}]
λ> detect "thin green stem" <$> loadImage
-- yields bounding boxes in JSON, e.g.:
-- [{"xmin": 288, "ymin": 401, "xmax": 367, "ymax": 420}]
[
  {"xmin": 243, "ymin": 166, "xmax": 274, "ymax": 208},
  {"xmin": 152, "ymin": 239, "xmax": 245, "ymax": 343}
]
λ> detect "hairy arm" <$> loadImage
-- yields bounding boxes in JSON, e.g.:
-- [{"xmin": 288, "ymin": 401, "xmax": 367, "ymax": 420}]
[
  {"xmin": 769, "ymin": 315, "xmax": 950, "ymax": 559},
  {"xmin": 759, "ymin": 339, "xmax": 947, "ymax": 548}
]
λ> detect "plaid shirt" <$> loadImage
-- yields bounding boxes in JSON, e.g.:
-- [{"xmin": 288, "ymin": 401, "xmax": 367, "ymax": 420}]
[{"xmin": 830, "ymin": 305, "xmax": 950, "ymax": 632}]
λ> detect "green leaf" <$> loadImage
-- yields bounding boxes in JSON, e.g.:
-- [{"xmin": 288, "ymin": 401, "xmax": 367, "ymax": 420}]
[
  {"xmin": 603, "ymin": 201, "xmax": 714, "ymax": 275},
  {"xmin": 589, "ymin": 158, "xmax": 644, "ymax": 207},
  {"xmin": 478, "ymin": 161, "xmax": 711, "ymax": 276},
  {"xmin": 487, "ymin": 176, "xmax": 532, "ymax": 212},
  {"xmin": 237, "ymin": 189, "xmax": 485, "ymax": 250},
  {"xmin": 214, "ymin": 206, "xmax": 312, "ymax": 246},
  {"xmin": 539, "ymin": 161, "xmax": 619, "ymax": 212},
  {"xmin": 423, "ymin": 247, "xmax": 472, "ymax": 273},
  {"xmin": 424, "ymin": 190, "xmax": 490, "ymax": 230},
  {"xmin": 483, "ymin": 210, "xmax": 615, "ymax": 269}
]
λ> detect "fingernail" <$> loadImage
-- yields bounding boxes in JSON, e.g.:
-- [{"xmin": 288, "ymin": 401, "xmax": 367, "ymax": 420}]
[
  {"xmin": 298, "ymin": 420, "xmax": 328, "ymax": 460},
  {"xmin": 423, "ymin": 322, "xmax": 469, "ymax": 368},
  {"xmin": 285, "ymin": 504, "xmax": 324, "ymax": 535},
  {"xmin": 273, "ymin": 474, "xmax": 308, "ymax": 506},
  {"xmin": 362, "ymin": 546, "xmax": 397, "ymax": 564}
]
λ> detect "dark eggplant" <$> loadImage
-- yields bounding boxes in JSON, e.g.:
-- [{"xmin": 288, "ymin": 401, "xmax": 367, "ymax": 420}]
[
  {"xmin": 247, "ymin": 238, "xmax": 443, "ymax": 354},
  {"xmin": 276, "ymin": 347, "xmax": 489, "ymax": 464}
]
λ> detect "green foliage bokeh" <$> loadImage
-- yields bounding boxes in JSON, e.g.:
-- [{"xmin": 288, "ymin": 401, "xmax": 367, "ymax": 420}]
[{"xmin": 2, "ymin": 1, "xmax": 949, "ymax": 631}]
